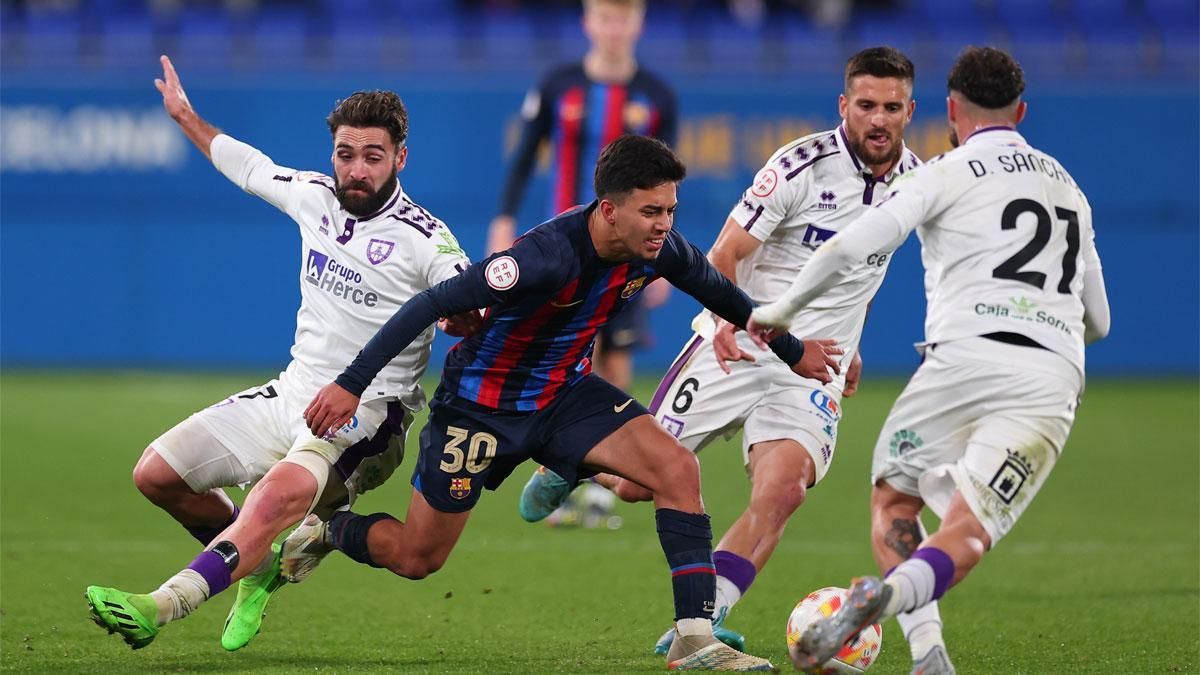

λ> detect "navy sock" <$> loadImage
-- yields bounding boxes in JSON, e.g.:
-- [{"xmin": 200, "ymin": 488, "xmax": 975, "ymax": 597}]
[
  {"xmin": 185, "ymin": 505, "xmax": 239, "ymax": 546},
  {"xmin": 655, "ymin": 508, "xmax": 715, "ymax": 621},
  {"xmin": 329, "ymin": 511, "xmax": 396, "ymax": 568}
]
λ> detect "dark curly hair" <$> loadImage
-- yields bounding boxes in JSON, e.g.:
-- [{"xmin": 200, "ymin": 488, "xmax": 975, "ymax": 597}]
[
  {"xmin": 593, "ymin": 135, "xmax": 686, "ymax": 200},
  {"xmin": 947, "ymin": 47, "xmax": 1025, "ymax": 109},
  {"xmin": 326, "ymin": 91, "xmax": 409, "ymax": 147}
]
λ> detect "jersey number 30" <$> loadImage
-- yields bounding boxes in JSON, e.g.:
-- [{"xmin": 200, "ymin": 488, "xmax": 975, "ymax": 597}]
[
  {"xmin": 992, "ymin": 198, "xmax": 1080, "ymax": 294},
  {"xmin": 440, "ymin": 426, "xmax": 497, "ymax": 474}
]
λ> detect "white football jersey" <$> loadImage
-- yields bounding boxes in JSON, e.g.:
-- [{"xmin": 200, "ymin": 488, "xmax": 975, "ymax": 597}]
[
  {"xmin": 210, "ymin": 134, "xmax": 470, "ymax": 410},
  {"xmin": 870, "ymin": 127, "xmax": 1099, "ymax": 373},
  {"xmin": 717, "ymin": 125, "xmax": 920, "ymax": 359}
]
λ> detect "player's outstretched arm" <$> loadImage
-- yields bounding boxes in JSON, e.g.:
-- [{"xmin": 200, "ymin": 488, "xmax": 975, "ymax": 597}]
[{"xmin": 154, "ymin": 55, "xmax": 219, "ymax": 160}]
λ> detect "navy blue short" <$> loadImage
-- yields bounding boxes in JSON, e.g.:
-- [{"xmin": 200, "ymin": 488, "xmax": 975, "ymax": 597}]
[
  {"xmin": 599, "ymin": 293, "xmax": 648, "ymax": 351},
  {"xmin": 411, "ymin": 374, "xmax": 649, "ymax": 513}
]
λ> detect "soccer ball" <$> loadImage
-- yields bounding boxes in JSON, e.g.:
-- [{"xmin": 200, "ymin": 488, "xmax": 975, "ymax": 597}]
[{"xmin": 785, "ymin": 586, "xmax": 883, "ymax": 673}]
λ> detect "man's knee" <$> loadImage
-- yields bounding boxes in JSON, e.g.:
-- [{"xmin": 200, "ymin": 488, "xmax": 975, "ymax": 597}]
[
  {"xmin": 749, "ymin": 469, "xmax": 809, "ymax": 519},
  {"xmin": 871, "ymin": 479, "xmax": 927, "ymax": 557},
  {"xmin": 748, "ymin": 440, "xmax": 816, "ymax": 515},
  {"xmin": 613, "ymin": 478, "xmax": 653, "ymax": 503},
  {"xmin": 132, "ymin": 447, "xmax": 188, "ymax": 501},
  {"xmin": 244, "ymin": 469, "xmax": 317, "ymax": 528},
  {"xmin": 380, "ymin": 545, "xmax": 449, "ymax": 580},
  {"xmin": 655, "ymin": 446, "xmax": 701, "ymax": 494}
]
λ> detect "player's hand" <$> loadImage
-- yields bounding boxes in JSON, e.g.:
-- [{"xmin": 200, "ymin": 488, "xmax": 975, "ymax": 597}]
[
  {"xmin": 790, "ymin": 339, "xmax": 843, "ymax": 384},
  {"xmin": 486, "ymin": 215, "xmax": 517, "ymax": 255},
  {"xmin": 438, "ymin": 309, "xmax": 483, "ymax": 337},
  {"xmin": 154, "ymin": 55, "xmax": 195, "ymax": 122},
  {"xmin": 744, "ymin": 316, "xmax": 785, "ymax": 350},
  {"xmin": 304, "ymin": 382, "xmax": 360, "ymax": 439},
  {"xmin": 712, "ymin": 319, "xmax": 755, "ymax": 375},
  {"xmin": 843, "ymin": 351, "xmax": 862, "ymax": 397},
  {"xmin": 642, "ymin": 278, "xmax": 671, "ymax": 309}
]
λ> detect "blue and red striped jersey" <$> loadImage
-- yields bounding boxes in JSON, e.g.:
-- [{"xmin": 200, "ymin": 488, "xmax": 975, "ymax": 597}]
[
  {"xmin": 499, "ymin": 63, "xmax": 678, "ymax": 220},
  {"xmin": 336, "ymin": 203, "xmax": 805, "ymax": 412}
]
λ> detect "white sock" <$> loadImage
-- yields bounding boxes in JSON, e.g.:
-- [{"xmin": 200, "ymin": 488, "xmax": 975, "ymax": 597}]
[
  {"xmin": 149, "ymin": 569, "xmax": 210, "ymax": 627},
  {"xmin": 676, "ymin": 617, "xmax": 714, "ymax": 638},
  {"xmin": 883, "ymin": 557, "xmax": 937, "ymax": 618},
  {"xmin": 713, "ymin": 575, "xmax": 742, "ymax": 622},
  {"xmin": 897, "ymin": 601, "xmax": 945, "ymax": 660}
]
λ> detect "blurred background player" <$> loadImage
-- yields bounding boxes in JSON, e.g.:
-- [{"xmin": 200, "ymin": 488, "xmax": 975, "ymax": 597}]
[
  {"xmin": 491, "ymin": 0, "xmax": 679, "ymax": 527},
  {"xmin": 303, "ymin": 135, "xmax": 843, "ymax": 671},
  {"xmin": 520, "ymin": 46, "xmax": 926, "ymax": 659},
  {"xmin": 750, "ymin": 46, "xmax": 1110, "ymax": 674},
  {"xmin": 84, "ymin": 56, "xmax": 475, "ymax": 652}
]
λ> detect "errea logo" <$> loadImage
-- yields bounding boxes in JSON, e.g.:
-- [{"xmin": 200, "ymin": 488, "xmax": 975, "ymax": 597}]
[{"xmin": 817, "ymin": 191, "xmax": 837, "ymax": 210}]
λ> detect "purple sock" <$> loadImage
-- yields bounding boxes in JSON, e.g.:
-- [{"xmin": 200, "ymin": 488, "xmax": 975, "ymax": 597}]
[
  {"xmin": 910, "ymin": 547, "xmax": 955, "ymax": 601},
  {"xmin": 185, "ymin": 505, "xmax": 239, "ymax": 546},
  {"xmin": 712, "ymin": 550, "xmax": 756, "ymax": 595},
  {"xmin": 185, "ymin": 550, "xmax": 232, "ymax": 597}
]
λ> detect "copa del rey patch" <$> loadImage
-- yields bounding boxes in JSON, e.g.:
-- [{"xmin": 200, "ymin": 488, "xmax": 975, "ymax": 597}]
[{"xmin": 485, "ymin": 256, "xmax": 519, "ymax": 291}]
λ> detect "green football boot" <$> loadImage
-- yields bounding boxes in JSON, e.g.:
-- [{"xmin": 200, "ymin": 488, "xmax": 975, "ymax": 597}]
[
  {"xmin": 85, "ymin": 585, "xmax": 159, "ymax": 650},
  {"xmin": 220, "ymin": 543, "xmax": 286, "ymax": 651}
]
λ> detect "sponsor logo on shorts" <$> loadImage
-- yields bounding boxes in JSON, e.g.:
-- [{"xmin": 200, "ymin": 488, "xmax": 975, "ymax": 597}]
[
  {"xmin": 809, "ymin": 390, "xmax": 840, "ymax": 421},
  {"xmin": 305, "ymin": 249, "xmax": 379, "ymax": 307},
  {"xmin": 889, "ymin": 429, "xmax": 923, "ymax": 457},
  {"xmin": 989, "ymin": 449, "xmax": 1034, "ymax": 504},
  {"xmin": 822, "ymin": 423, "xmax": 837, "ymax": 441},
  {"xmin": 449, "ymin": 477, "xmax": 472, "ymax": 500},
  {"xmin": 613, "ymin": 398, "xmax": 635, "ymax": 413},
  {"xmin": 621, "ymin": 276, "xmax": 647, "ymax": 299},
  {"xmin": 818, "ymin": 443, "xmax": 832, "ymax": 463},
  {"xmin": 366, "ymin": 238, "xmax": 395, "ymax": 265},
  {"xmin": 485, "ymin": 256, "xmax": 519, "ymax": 291},
  {"xmin": 660, "ymin": 415, "xmax": 685, "ymax": 438}
]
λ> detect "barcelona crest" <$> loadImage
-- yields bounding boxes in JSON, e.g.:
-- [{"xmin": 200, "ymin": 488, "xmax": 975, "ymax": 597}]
[
  {"xmin": 449, "ymin": 477, "xmax": 472, "ymax": 500},
  {"xmin": 621, "ymin": 276, "xmax": 647, "ymax": 299}
]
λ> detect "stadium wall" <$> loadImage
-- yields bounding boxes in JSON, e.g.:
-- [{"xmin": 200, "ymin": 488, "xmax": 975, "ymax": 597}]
[{"xmin": 1, "ymin": 72, "xmax": 1196, "ymax": 375}]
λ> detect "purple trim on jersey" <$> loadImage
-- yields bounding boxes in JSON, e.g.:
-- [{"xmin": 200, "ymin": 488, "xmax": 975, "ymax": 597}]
[
  {"xmin": 308, "ymin": 179, "xmax": 336, "ymax": 195},
  {"xmin": 785, "ymin": 152, "xmax": 838, "ymax": 181},
  {"xmin": 838, "ymin": 125, "xmax": 863, "ymax": 172},
  {"xmin": 862, "ymin": 176, "xmax": 878, "ymax": 205},
  {"xmin": 743, "ymin": 205, "xmax": 765, "ymax": 231},
  {"xmin": 649, "ymin": 334, "xmax": 704, "ymax": 414},
  {"xmin": 965, "ymin": 125, "xmax": 1019, "ymax": 144},
  {"xmin": 396, "ymin": 216, "xmax": 434, "ymax": 238}
]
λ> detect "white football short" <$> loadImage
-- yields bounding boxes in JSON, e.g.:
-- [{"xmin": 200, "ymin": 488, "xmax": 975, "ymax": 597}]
[
  {"xmin": 871, "ymin": 337, "xmax": 1082, "ymax": 543},
  {"xmin": 152, "ymin": 372, "xmax": 410, "ymax": 517},
  {"xmin": 650, "ymin": 333, "xmax": 844, "ymax": 484}
]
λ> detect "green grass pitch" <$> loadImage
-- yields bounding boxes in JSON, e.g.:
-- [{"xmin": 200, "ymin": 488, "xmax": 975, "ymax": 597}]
[{"xmin": 1, "ymin": 371, "xmax": 1196, "ymax": 673}]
